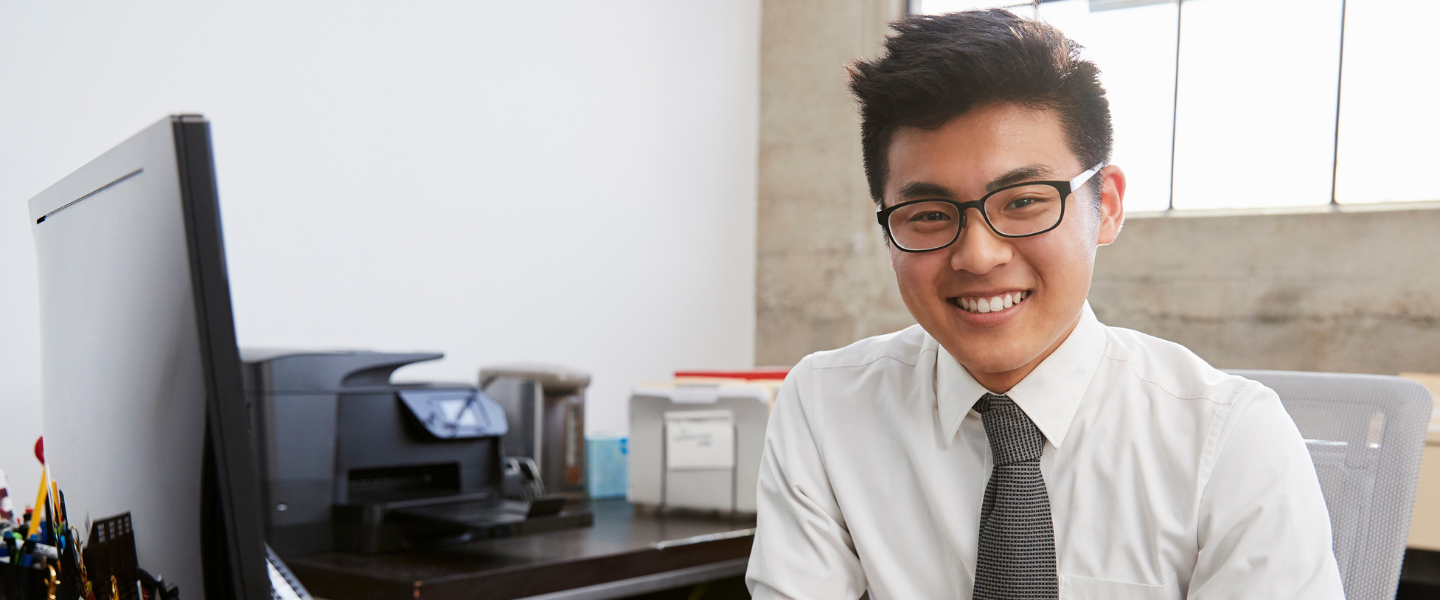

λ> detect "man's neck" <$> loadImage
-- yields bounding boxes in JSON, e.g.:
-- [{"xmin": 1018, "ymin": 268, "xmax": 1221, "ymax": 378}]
[{"xmin": 966, "ymin": 311, "xmax": 1084, "ymax": 394}]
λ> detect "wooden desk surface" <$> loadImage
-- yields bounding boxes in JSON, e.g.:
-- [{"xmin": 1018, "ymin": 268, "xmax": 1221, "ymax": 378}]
[
  {"xmin": 286, "ymin": 500, "xmax": 756, "ymax": 600},
  {"xmin": 1400, "ymin": 373, "xmax": 1440, "ymax": 551}
]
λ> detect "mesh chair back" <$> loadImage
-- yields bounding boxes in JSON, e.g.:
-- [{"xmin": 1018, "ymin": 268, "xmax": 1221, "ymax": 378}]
[{"xmin": 1229, "ymin": 370, "xmax": 1432, "ymax": 600}]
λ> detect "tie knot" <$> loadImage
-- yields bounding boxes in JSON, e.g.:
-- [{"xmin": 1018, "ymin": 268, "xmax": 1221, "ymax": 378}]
[{"xmin": 975, "ymin": 393, "xmax": 1045, "ymax": 465}]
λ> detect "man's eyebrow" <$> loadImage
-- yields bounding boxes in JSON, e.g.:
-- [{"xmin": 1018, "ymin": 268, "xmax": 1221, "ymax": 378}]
[
  {"xmin": 986, "ymin": 164, "xmax": 1054, "ymax": 192},
  {"xmin": 897, "ymin": 182, "xmax": 956, "ymax": 200},
  {"xmin": 892, "ymin": 165, "xmax": 1057, "ymax": 203}
]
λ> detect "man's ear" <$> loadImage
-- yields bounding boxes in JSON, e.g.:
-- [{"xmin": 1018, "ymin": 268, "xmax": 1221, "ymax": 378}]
[{"xmin": 1095, "ymin": 165, "xmax": 1126, "ymax": 246}]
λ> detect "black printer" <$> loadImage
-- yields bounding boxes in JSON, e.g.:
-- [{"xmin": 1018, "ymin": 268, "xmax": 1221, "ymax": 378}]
[{"xmin": 241, "ymin": 350, "xmax": 591, "ymax": 555}]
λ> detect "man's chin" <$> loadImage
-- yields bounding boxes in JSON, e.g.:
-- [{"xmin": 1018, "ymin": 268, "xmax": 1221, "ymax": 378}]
[
  {"xmin": 942, "ymin": 341, "xmax": 1038, "ymax": 381},
  {"xmin": 959, "ymin": 356, "xmax": 1033, "ymax": 382}
]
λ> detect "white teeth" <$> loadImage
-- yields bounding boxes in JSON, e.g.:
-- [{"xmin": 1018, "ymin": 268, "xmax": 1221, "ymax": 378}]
[{"xmin": 958, "ymin": 291, "xmax": 1029, "ymax": 313}]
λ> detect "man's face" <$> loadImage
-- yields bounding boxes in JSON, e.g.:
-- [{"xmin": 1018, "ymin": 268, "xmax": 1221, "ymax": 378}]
[{"xmin": 882, "ymin": 103, "xmax": 1125, "ymax": 391}]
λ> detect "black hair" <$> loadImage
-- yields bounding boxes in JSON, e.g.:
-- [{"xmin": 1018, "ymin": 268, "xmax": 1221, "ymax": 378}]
[{"xmin": 849, "ymin": 9, "xmax": 1113, "ymax": 204}]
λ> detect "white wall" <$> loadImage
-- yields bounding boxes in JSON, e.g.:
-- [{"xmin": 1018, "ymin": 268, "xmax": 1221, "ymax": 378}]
[{"xmin": 0, "ymin": 1, "xmax": 759, "ymax": 507}]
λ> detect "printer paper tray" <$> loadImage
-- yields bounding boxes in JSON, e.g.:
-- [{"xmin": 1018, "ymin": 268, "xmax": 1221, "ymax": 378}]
[
  {"xmin": 394, "ymin": 499, "xmax": 594, "ymax": 539},
  {"xmin": 393, "ymin": 499, "xmax": 528, "ymax": 529},
  {"xmin": 334, "ymin": 496, "xmax": 594, "ymax": 553}
]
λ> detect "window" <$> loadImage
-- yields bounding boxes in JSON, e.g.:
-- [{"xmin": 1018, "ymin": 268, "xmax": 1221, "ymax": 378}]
[
  {"xmin": 911, "ymin": 0, "xmax": 1440, "ymax": 211},
  {"xmin": 1038, "ymin": 0, "xmax": 1178, "ymax": 212},
  {"xmin": 1170, "ymin": 0, "xmax": 1343, "ymax": 210},
  {"xmin": 912, "ymin": 0, "xmax": 1036, "ymax": 18},
  {"xmin": 1333, "ymin": 0, "xmax": 1440, "ymax": 205}
]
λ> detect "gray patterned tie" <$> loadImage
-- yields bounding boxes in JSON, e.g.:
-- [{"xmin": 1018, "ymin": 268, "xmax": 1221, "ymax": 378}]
[{"xmin": 972, "ymin": 393, "xmax": 1058, "ymax": 600}]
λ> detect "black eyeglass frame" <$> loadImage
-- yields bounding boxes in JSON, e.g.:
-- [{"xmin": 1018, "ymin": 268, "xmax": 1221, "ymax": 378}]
[{"xmin": 875, "ymin": 162, "xmax": 1107, "ymax": 253}]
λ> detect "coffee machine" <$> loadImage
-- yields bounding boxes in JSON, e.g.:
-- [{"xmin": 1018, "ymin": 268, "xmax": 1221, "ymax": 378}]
[{"xmin": 479, "ymin": 364, "xmax": 591, "ymax": 501}]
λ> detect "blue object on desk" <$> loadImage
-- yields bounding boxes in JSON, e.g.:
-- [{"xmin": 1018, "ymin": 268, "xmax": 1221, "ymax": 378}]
[{"xmin": 587, "ymin": 437, "xmax": 628, "ymax": 499}]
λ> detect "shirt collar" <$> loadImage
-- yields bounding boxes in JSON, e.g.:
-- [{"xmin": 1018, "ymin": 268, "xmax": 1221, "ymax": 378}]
[{"xmin": 931, "ymin": 302, "xmax": 1108, "ymax": 448}]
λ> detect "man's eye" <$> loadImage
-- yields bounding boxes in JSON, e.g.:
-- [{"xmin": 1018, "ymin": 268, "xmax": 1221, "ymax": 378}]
[
  {"xmin": 909, "ymin": 211, "xmax": 951, "ymax": 222},
  {"xmin": 1005, "ymin": 197, "xmax": 1039, "ymax": 210}
]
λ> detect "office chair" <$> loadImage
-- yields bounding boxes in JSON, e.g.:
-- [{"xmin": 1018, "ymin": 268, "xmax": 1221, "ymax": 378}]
[{"xmin": 1230, "ymin": 370, "xmax": 1433, "ymax": 600}]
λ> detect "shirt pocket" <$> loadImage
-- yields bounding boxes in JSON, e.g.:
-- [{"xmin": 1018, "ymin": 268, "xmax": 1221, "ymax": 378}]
[{"xmin": 1058, "ymin": 572, "xmax": 1180, "ymax": 600}]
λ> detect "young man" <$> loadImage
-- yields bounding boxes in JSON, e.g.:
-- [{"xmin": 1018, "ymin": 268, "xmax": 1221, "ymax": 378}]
[{"xmin": 745, "ymin": 10, "xmax": 1342, "ymax": 600}]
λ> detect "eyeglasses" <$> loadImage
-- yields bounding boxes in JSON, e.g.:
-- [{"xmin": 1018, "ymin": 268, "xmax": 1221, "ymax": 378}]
[{"xmin": 876, "ymin": 163, "xmax": 1106, "ymax": 253}]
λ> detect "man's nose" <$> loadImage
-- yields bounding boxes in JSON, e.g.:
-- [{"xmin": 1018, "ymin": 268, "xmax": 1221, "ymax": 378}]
[{"xmin": 949, "ymin": 207, "xmax": 1013, "ymax": 274}]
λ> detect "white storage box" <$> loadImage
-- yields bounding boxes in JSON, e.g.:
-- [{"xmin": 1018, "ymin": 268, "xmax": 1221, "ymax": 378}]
[{"xmin": 628, "ymin": 381, "xmax": 775, "ymax": 513}]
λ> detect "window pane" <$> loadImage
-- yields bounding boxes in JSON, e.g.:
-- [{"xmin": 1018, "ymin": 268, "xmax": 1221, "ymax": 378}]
[
  {"xmin": 1039, "ymin": 0, "xmax": 1178, "ymax": 213},
  {"xmin": 1170, "ymin": 0, "xmax": 1343, "ymax": 210},
  {"xmin": 913, "ymin": 0, "xmax": 1036, "ymax": 18},
  {"xmin": 1334, "ymin": 0, "xmax": 1440, "ymax": 204}
]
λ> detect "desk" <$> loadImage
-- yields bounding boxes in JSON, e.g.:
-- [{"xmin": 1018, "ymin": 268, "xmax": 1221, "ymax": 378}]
[
  {"xmin": 285, "ymin": 500, "xmax": 755, "ymax": 600},
  {"xmin": 1401, "ymin": 373, "xmax": 1440, "ymax": 552}
]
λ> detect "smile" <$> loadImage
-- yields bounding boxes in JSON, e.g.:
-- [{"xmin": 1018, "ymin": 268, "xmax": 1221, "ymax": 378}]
[{"xmin": 952, "ymin": 291, "xmax": 1029, "ymax": 314}]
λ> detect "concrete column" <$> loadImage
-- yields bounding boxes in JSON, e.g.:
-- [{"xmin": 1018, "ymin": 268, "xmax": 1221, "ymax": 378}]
[{"xmin": 756, "ymin": 0, "xmax": 910, "ymax": 366}]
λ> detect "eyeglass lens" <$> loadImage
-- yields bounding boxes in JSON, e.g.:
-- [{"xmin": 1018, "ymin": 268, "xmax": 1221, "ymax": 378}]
[{"xmin": 886, "ymin": 183, "xmax": 1065, "ymax": 251}]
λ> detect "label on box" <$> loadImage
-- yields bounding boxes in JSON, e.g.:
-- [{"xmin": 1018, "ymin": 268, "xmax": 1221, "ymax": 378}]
[
  {"xmin": 664, "ymin": 410, "xmax": 735, "ymax": 471},
  {"xmin": 671, "ymin": 385, "xmax": 721, "ymax": 404}
]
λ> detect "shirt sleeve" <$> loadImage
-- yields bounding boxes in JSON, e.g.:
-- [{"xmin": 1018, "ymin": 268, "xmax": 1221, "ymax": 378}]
[
  {"xmin": 745, "ymin": 358, "xmax": 868, "ymax": 600},
  {"xmin": 1189, "ymin": 383, "xmax": 1345, "ymax": 599}
]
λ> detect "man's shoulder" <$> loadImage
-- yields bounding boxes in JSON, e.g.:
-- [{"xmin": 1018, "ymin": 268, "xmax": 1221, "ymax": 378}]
[
  {"xmin": 1099, "ymin": 323, "xmax": 1268, "ymax": 408},
  {"xmin": 801, "ymin": 324, "xmax": 932, "ymax": 373}
]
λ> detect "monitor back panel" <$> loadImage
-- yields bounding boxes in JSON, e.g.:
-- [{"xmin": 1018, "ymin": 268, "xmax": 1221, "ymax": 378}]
[{"xmin": 29, "ymin": 118, "xmax": 207, "ymax": 598}]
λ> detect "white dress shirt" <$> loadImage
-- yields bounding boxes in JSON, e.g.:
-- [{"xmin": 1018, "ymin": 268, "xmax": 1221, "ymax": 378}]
[{"xmin": 745, "ymin": 304, "xmax": 1343, "ymax": 600}]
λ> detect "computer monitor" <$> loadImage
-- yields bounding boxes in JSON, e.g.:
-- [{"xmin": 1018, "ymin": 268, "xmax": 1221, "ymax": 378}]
[{"xmin": 27, "ymin": 115, "xmax": 268, "ymax": 600}]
